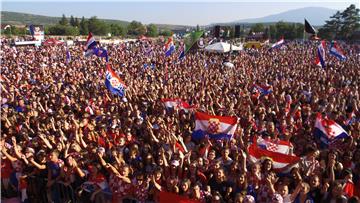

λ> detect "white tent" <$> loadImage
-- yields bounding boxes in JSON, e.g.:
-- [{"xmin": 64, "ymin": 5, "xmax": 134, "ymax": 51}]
[{"xmin": 205, "ymin": 42, "xmax": 242, "ymax": 53}]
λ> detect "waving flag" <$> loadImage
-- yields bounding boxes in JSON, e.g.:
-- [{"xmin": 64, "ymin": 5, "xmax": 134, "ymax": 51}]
[
  {"xmin": 330, "ymin": 41, "xmax": 346, "ymax": 61},
  {"xmin": 93, "ymin": 47, "xmax": 109, "ymax": 62},
  {"xmin": 29, "ymin": 24, "xmax": 35, "ymax": 38},
  {"xmin": 178, "ymin": 31, "xmax": 204, "ymax": 60},
  {"xmin": 65, "ymin": 48, "xmax": 71, "ymax": 64},
  {"xmin": 304, "ymin": 19, "xmax": 317, "ymax": 34},
  {"xmin": 256, "ymin": 137, "xmax": 293, "ymax": 155},
  {"xmin": 252, "ymin": 84, "xmax": 272, "ymax": 97},
  {"xmin": 105, "ymin": 64, "xmax": 126, "ymax": 97},
  {"xmin": 84, "ymin": 32, "xmax": 97, "ymax": 57},
  {"xmin": 178, "ymin": 43, "xmax": 186, "ymax": 60},
  {"xmin": 161, "ymin": 98, "xmax": 196, "ymax": 112},
  {"xmin": 315, "ymin": 40, "xmax": 326, "ymax": 68},
  {"xmin": 270, "ymin": 37, "xmax": 285, "ymax": 50},
  {"xmin": 248, "ymin": 143, "xmax": 300, "ymax": 172},
  {"xmin": 193, "ymin": 112, "xmax": 237, "ymax": 140},
  {"xmin": 164, "ymin": 37, "xmax": 176, "ymax": 57},
  {"xmin": 314, "ymin": 113, "xmax": 349, "ymax": 148}
]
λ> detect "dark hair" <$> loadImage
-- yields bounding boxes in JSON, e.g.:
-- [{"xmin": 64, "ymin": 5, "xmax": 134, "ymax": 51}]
[{"xmin": 348, "ymin": 196, "xmax": 359, "ymax": 203}]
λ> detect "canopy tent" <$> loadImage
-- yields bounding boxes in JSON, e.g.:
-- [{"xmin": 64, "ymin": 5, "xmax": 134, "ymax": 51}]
[
  {"xmin": 205, "ymin": 42, "xmax": 242, "ymax": 53},
  {"xmin": 42, "ymin": 38, "xmax": 64, "ymax": 46}
]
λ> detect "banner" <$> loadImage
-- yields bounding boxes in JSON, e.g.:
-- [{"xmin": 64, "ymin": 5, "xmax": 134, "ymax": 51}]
[{"xmin": 29, "ymin": 25, "xmax": 44, "ymax": 41}]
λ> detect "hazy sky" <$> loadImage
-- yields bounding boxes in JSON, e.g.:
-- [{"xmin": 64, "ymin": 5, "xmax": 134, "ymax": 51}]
[{"xmin": 2, "ymin": 0, "xmax": 358, "ymax": 25}]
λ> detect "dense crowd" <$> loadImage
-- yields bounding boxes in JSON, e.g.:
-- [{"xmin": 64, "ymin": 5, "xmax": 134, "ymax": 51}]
[{"xmin": 1, "ymin": 36, "xmax": 360, "ymax": 203}]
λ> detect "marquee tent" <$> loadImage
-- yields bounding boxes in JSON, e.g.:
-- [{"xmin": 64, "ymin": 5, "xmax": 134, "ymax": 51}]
[
  {"xmin": 205, "ymin": 42, "xmax": 242, "ymax": 53},
  {"xmin": 42, "ymin": 38, "xmax": 64, "ymax": 46}
]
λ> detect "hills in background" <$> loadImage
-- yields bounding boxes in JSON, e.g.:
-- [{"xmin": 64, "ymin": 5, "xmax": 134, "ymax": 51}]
[
  {"xmin": 229, "ymin": 7, "xmax": 337, "ymax": 25},
  {"xmin": 1, "ymin": 11, "xmax": 191, "ymax": 31},
  {"xmin": 1, "ymin": 7, "xmax": 338, "ymax": 30}
]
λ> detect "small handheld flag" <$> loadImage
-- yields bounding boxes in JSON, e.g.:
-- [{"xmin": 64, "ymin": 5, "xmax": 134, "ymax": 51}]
[{"xmin": 65, "ymin": 48, "xmax": 71, "ymax": 64}]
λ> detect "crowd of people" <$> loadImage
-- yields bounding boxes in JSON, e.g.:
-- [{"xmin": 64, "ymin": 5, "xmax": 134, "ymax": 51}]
[{"xmin": 1, "ymin": 36, "xmax": 359, "ymax": 203}]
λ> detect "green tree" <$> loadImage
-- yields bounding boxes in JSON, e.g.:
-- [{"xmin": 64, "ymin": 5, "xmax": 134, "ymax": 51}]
[
  {"xmin": 110, "ymin": 24, "xmax": 126, "ymax": 36},
  {"xmin": 48, "ymin": 25, "xmax": 79, "ymax": 36},
  {"xmin": 319, "ymin": 11, "xmax": 342, "ymax": 40},
  {"xmin": 339, "ymin": 4, "xmax": 360, "ymax": 39},
  {"xmin": 146, "ymin": 24, "xmax": 158, "ymax": 37},
  {"xmin": 127, "ymin": 21, "xmax": 146, "ymax": 36},
  {"xmin": 159, "ymin": 29, "xmax": 172, "ymax": 36},
  {"xmin": 59, "ymin": 14, "xmax": 69, "ymax": 26},
  {"xmin": 79, "ymin": 17, "xmax": 88, "ymax": 35},
  {"xmin": 251, "ymin": 23, "xmax": 265, "ymax": 32},
  {"xmin": 269, "ymin": 24, "xmax": 277, "ymax": 39},
  {"xmin": 70, "ymin": 15, "xmax": 76, "ymax": 26},
  {"xmin": 74, "ymin": 17, "xmax": 80, "ymax": 27},
  {"xmin": 319, "ymin": 4, "xmax": 359, "ymax": 40},
  {"xmin": 88, "ymin": 16, "xmax": 110, "ymax": 35}
]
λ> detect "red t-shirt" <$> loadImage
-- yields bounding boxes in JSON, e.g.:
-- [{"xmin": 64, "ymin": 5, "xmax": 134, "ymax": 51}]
[{"xmin": 1, "ymin": 158, "xmax": 13, "ymax": 179}]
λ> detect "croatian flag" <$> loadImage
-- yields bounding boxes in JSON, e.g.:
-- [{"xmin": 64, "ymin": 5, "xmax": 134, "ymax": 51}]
[
  {"xmin": 252, "ymin": 84, "xmax": 272, "ymax": 96},
  {"xmin": 315, "ymin": 40, "xmax": 326, "ymax": 68},
  {"xmin": 105, "ymin": 64, "xmax": 126, "ymax": 97},
  {"xmin": 270, "ymin": 37, "xmax": 285, "ymax": 50},
  {"xmin": 84, "ymin": 32, "xmax": 97, "ymax": 57},
  {"xmin": 178, "ymin": 43, "xmax": 186, "ymax": 60},
  {"xmin": 161, "ymin": 98, "xmax": 196, "ymax": 112},
  {"xmin": 164, "ymin": 37, "xmax": 176, "ymax": 57},
  {"xmin": 93, "ymin": 47, "xmax": 109, "ymax": 62},
  {"xmin": 256, "ymin": 136, "xmax": 293, "ymax": 155},
  {"xmin": 192, "ymin": 112, "xmax": 238, "ymax": 140},
  {"xmin": 248, "ymin": 143, "xmax": 300, "ymax": 172},
  {"xmin": 314, "ymin": 113, "xmax": 349, "ymax": 147},
  {"xmin": 330, "ymin": 41, "xmax": 346, "ymax": 61},
  {"xmin": 65, "ymin": 48, "xmax": 71, "ymax": 64}
]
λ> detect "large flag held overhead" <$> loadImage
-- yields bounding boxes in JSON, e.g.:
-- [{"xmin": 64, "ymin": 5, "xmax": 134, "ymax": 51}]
[
  {"xmin": 314, "ymin": 113, "xmax": 349, "ymax": 148},
  {"xmin": 105, "ymin": 64, "xmax": 126, "ymax": 97},
  {"xmin": 256, "ymin": 136, "xmax": 293, "ymax": 155},
  {"xmin": 178, "ymin": 31, "xmax": 204, "ymax": 60},
  {"xmin": 248, "ymin": 143, "xmax": 300, "ymax": 172},
  {"xmin": 315, "ymin": 40, "xmax": 326, "ymax": 68},
  {"xmin": 330, "ymin": 41, "xmax": 346, "ymax": 61},
  {"xmin": 304, "ymin": 19, "xmax": 317, "ymax": 34},
  {"xmin": 164, "ymin": 37, "xmax": 176, "ymax": 57},
  {"xmin": 193, "ymin": 112, "xmax": 237, "ymax": 140}
]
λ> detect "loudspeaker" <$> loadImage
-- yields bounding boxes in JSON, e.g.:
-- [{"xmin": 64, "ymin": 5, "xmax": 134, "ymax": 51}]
[
  {"xmin": 214, "ymin": 25, "xmax": 220, "ymax": 38},
  {"xmin": 235, "ymin": 25, "xmax": 241, "ymax": 38}
]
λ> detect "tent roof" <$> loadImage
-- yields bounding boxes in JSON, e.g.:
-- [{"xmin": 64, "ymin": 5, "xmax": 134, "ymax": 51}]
[
  {"xmin": 205, "ymin": 42, "xmax": 242, "ymax": 53},
  {"xmin": 43, "ymin": 38, "xmax": 64, "ymax": 46}
]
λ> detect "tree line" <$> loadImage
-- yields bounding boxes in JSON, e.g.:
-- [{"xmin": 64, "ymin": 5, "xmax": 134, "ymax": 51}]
[
  {"xmin": 318, "ymin": 4, "xmax": 359, "ymax": 40},
  {"xmin": 45, "ymin": 14, "xmax": 173, "ymax": 37}
]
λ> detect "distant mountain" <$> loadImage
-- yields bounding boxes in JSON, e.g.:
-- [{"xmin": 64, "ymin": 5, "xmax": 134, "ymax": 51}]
[
  {"xmin": 230, "ymin": 7, "xmax": 337, "ymax": 25},
  {"xmin": 1, "ymin": 11, "xmax": 191, "ymax": 31}
]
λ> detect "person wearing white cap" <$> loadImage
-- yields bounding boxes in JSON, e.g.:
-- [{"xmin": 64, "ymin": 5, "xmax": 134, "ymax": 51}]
[{"xmin": 243, "ymin": 195, "xmax": 255, "ymax": 203}]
